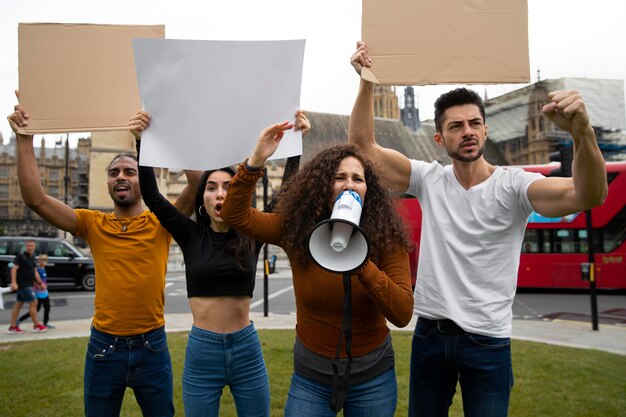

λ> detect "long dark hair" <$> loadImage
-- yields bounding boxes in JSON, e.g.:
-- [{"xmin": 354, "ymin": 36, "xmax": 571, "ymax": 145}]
[
  {"xmin": 195, "ymin": 167, "xmax": 257, "ymax": 270},
  {"xmin": 275, "ymin": 144, "xmax": 412, "ymax": 266}
]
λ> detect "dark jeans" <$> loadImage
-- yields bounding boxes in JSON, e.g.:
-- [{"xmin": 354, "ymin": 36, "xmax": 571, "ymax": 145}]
[
  {"xmin": 84, "ymin": 326, "xmax": 174, "ymax": 417},
  {"xmin": 19, "ymin": 296, "xmax": 50, "ymax": 324},
  {"xmin": 408, "ymin": 317, "xmax": 513, "ymax": 417}
]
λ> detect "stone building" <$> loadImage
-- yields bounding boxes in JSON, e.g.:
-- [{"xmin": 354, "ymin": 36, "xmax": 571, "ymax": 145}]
[
  {"xmin": 4, "ymin": 76, "xmax": 623, "ymax": 237},
  {"xmin": 0, "ymin": 135, "xmax": 89, "ymax": 236},
  {"xmin": 0, "ymin": 129, "xmax": 189, "ymax": 238},
  {"xmin": 485, "ymin": 78, "xmax": 626, "ymax": 165},
  {"xmin": 373, "ymin": 85, "xmax": 400, "ymax": 120}
]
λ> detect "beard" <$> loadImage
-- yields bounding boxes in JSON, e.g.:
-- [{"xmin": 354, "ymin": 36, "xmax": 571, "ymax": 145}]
[
  {"xmin": 112, "ymin": 197, "xmax": 137, "ymax": 207},
  {"xmin": 109, "ymin": 192, "xmax": 139, "ymax": 208},
  {"xmin": 446, "ymin": 141, "xmax": 485, "ymax": 163}
]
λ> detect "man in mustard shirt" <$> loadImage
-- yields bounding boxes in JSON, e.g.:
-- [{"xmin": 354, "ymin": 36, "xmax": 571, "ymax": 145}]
[{"xmin": 8, "ymin": 99, "xmax": 199, "ymax": 417}]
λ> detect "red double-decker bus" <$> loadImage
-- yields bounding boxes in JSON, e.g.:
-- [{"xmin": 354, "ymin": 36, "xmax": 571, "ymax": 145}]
[
  {"xmin": 395, "ymin": 161, "xmax": 626, "ymax": 290},
  {"xmin": 518, "ymin": 161, "xmax": 626, "ymax": 290}
]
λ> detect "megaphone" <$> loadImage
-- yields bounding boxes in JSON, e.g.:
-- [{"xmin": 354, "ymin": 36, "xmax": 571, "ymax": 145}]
[{"xmin": 308, "ymin": 190, "xmax": 370, "ymax": 273}]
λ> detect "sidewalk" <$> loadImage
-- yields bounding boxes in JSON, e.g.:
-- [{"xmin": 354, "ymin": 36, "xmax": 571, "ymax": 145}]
[{"xmin": 2, "ymin": 312, "xmax": 625, "ymax": 356}]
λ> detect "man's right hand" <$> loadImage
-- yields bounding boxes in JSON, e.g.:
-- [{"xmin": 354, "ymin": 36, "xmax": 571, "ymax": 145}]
[
  {"xmin": 7, "ymin": 90, "xmax": 30, "ymax": 134},
  {"xmin": 350, "ymin": 41, "xmax": 372, "ymax": 76},
  {"xmin": 129, "ymin": 111, "xmax": 151, "ymax": 140}
]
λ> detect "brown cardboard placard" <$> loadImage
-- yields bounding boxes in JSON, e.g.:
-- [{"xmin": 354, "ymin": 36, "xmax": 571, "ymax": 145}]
[
  {"xmin": 361, "ymin": 0, "xmax": 529, "ymax": 85},
  {"xmin": 18, "ymin": 23, "xmax": 165, "ymax": 134}
]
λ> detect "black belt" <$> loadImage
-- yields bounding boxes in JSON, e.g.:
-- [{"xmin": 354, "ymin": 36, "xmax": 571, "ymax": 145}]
[{"xmin": 419, "ymin": 317, "xmax": 465, "ymax": 334}]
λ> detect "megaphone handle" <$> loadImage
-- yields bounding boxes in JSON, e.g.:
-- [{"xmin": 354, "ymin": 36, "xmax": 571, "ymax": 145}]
[{"xmin": 330, "ymin": 272, "xmax": 353, "ymax": 412}]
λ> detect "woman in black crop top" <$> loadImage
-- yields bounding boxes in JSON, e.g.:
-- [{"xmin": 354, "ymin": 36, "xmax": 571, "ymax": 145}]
[{"xmin": 131, "ymin": 110, "xmax": 310, "ymax": 417}]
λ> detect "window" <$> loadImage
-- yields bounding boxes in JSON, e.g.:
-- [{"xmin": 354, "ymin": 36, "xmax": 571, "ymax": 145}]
[
  {"xmin": 0, "ymin": 184, "xmax": 8, "ymax": 199},
  {"xmin": 47, "ymin": 241, "xmax": 73, "ymax": 257},
  {"xmin": 49, "ymin": 168, "xmax": 60, "ymax": 180},
  {"xmin": 602, "ymin": 206, "xmax": 626, "ymax": 252},
  {"xmin": 0, "ymin": 166, "xmax": 9, "ymax": 177},
  {"xmin": 522, "ymin": 229, "xmax": 540, "ymax": 252},
  {"xmin": 523, "ymin": 228, "xmax": 588, "ymax": 254}
]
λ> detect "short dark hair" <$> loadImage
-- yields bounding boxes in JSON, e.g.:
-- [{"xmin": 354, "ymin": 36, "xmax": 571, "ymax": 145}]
[
  {"xmin": 106, "ymin": 153, "xmax": 138, "ymax": 172},
  {"xmin": 434, "ymin": 88, "xmax": 485, "ymax": 133}
]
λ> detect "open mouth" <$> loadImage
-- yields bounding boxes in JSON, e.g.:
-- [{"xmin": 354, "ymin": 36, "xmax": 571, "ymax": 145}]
[
  {"xmin": 215, "ymin": 203, "xmax": 223, "ymax": 216},
  {"xmin": 114, "ymin": 183, "xmax": 130, "ymax": 192},
  {"xmin": 113, "ymin": 183, "xmax": 131, "ymax": 198}
]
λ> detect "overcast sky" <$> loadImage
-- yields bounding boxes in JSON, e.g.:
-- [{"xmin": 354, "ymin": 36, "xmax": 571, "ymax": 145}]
[{"xmin": 1, "ymin": 0, "xmax": 625, "ymax": 144}]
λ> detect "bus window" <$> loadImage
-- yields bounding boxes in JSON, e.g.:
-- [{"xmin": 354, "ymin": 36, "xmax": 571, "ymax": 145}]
[
  {"xmin": 577, "ymin": 230, "xmax": 589, "ymax": 253},
  {"xmin": 555, "ymin": 229, "xmax": 574, "ymax": 253},
  {"xmin": 522, "ymin": 229, "xmax": 540, "ymax": 253},
  {"xmin": 602, "ymin": 206, "xmax": 626, "ymax": 252}
]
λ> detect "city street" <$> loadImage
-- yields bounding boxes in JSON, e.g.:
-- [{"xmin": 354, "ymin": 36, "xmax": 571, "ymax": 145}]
[{"xmin": 2, "ymin": 268, "xmax": 625, "ymax": 328}]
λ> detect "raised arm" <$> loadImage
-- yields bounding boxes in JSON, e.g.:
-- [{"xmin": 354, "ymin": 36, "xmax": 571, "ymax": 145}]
[
  {"xmin": 348, "ymin": 42, "xmax": 411, "ymax": 193},
  {"xmin": 265, "ymin": 110, "xmax": 311, "ymax": 212},
  {"xmin": 8, "ymin": 96, "xmax": 79, "ymax": 234},
  {"xmin": 129, "ymin": 110, "xmax": 201, "ymax": 217},
  {"xmin": 221, "ymin": 120, "xmax": 295, "ymax": 245},
  {"xmin": 175, "ymin": 170, "xmax": 202, "ymax": 217},
  {"xmin": 528, "ymin": 90, "xmax": 607, "ymax": 217}
]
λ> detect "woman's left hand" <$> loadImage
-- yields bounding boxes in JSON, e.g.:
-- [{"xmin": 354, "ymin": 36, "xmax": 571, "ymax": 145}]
[
  {"xmin": 294, "ymin": 110, "xmax": 311, "ymax": 136},
  {"xmin": 248, "ymin": 121, "xmax": 294, "ymax": 168}
]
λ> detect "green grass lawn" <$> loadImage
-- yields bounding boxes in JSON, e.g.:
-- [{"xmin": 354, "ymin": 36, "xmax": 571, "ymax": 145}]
[{"xmin": 1, "ymin": 330, "xmax": 625, "ymax": 416}]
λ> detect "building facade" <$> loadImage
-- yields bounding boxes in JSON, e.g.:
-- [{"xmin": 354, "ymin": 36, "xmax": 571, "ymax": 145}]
[
  {"xmin": 373, "ymin": 85, "xmax": 400, "ymax": 120},
  {"xmin": 485, "ymin": 78, "xmax": 626, "ymax": 165},
  {"xmin": 0, "ymin": 135, "xmax": 89, "ymax": 236},
  {"xmin": 0, "ymin": 130, "xmax": 190, "ymax": 237}
]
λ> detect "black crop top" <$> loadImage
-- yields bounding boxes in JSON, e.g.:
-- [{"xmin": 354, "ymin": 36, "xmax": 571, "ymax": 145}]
[{"xmin": 138, "ymin": 164, "xmax": 260, "ymax": 298}]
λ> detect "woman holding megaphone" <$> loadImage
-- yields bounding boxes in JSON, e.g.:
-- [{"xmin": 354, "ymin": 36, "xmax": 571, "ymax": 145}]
[{"xmin": 221, "ymin": 120, "xmax": 414, "ymax": 417}]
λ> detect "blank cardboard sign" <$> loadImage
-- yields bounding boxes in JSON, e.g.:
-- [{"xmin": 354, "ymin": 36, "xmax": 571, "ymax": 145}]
[
  {"xmin": 361, "ymin": 0, "xmax": 529, "ymax": 85},
  {"xmin": 17, "ymin": 23, "xmax": 165, "ymax": 134}
]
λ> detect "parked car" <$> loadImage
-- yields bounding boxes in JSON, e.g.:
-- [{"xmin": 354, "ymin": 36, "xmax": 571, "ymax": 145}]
[{"xmin": 0, "ymin": 236, "xmax": 95, "ymax": 291}]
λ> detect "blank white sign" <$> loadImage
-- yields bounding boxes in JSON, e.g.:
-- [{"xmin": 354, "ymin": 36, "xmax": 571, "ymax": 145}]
[{"xmin": 133, "ymin": 38, "xmax": 306, "ymax": 170}]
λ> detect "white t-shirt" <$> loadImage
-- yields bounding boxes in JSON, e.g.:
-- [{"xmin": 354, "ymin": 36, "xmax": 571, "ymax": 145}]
[{"xmin": 408, "ymin": 160, "xmax": 543, "ymax": 337}]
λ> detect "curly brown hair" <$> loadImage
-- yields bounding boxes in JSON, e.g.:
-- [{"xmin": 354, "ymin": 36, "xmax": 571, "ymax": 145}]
[{"xmin": 275, "ymin": 144, "xmax": 412, "ymax": 266}]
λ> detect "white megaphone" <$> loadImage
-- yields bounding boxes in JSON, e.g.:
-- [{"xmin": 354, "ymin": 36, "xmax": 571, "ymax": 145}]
[{"xmin": 308, "ymin": 190, "xmax": 370, "ymax": 273}]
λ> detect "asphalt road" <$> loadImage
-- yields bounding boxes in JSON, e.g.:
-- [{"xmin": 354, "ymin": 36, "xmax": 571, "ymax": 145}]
[{"xmin": 1, "ymin": 270, "xmax": 625, "ymax": 326}]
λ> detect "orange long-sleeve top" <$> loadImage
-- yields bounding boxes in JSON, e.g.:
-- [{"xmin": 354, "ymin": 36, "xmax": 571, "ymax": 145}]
[{"xmin": 222, "ymin": 163, "xmax": 414, "ymax": 357}]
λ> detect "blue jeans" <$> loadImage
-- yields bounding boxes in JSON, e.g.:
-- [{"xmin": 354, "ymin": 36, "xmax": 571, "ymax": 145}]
[
  {"xmin": 284, "ymin": 368, "xmax": 397, "ymax": 417},
  {"xmin": 84, "ymin": 326, "xmax": 174, "ymax": 417},
  {"xmin": 182, "ymin": 322, "xmax": 270, "ymax": 417},
  {"xmin": 408, "ymin": 318, "xmax": 513, "ymax": 417}
]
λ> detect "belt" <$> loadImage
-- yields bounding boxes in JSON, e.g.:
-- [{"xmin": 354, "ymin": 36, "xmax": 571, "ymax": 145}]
[
  {"xmin": 91, "ymin": 325, "xmax": 165, "ymax": 350},
  {"xmin": 418, "ymin": 317, "xmax": 465, "ymax": 335}
]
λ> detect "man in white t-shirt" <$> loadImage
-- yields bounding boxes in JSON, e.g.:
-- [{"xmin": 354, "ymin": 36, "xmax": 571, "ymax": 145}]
[{"xmin": 349, "ymin": 42, "xmax": 607, "ymax": 417}]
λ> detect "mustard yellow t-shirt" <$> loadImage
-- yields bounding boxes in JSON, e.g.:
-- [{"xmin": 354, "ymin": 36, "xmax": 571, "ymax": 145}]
[{"xmin": 74, "ymin": 209, "xmax": 171, "ymax": 335}]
